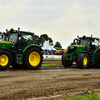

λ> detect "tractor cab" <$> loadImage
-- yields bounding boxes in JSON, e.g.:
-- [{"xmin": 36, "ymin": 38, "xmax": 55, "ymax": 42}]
[
  {"xmin": 7, "ymin": 28, "xmax": 34, "ymax": 52},
  {"xmin": 9, "ymin": 28, "xmax": 33, "ymax": 42},
  {"xmin": 2, "ymin": 27, "xmax": 35, "ymax": 53},
  {"xmin": 72, "ymin": 35, "xmax": 100, "ymax": 51},
  {"xmin": 2, "ymin": 27, "xmax": 34, "ymax": 44}
]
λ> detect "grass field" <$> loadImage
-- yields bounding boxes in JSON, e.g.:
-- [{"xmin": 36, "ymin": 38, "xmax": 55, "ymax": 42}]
[
  {"xmin": 54, "ymin": 93, "xmax": 100, "ymax": 100},
  {"xmin": 42, "ymin": 58, "xmax": 76, "ymax": 66},
  {"xmin": 42, "ymin": 63, "xmax": 62, "ymax": 66},
  {"xmin": 42, "ymin": 58, "xmax": 62, "ymax": 66}
]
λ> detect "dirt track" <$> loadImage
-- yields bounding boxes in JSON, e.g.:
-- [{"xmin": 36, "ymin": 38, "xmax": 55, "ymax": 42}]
[{"xmin": 0, "ymin": 65, "xmax": 100, "ymax": 100}]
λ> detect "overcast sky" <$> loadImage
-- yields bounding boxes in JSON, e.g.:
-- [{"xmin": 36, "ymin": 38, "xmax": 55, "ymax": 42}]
[{"xmin": 0, "ymin": 0, "xmax": 100, "ymax": 48}]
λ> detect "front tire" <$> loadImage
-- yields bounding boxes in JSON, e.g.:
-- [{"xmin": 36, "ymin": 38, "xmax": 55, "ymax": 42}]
[
  {"xmin": 0, "ymin": 50, "xmax": 12, "ymax": 70},
  {"xmin": 95, "ymin": 50, "xmax": 100, "ymax": 67},
  {"xmin": 77, "ymin": 53, "xmax": 89, "ymax": 69},
  {"xmin": 24, "ymin": 47, "xmax": 43, "ymax": 69},
  {"xmin": 62, "ymin": 53, "xmax": 72, "ymax": 68}
]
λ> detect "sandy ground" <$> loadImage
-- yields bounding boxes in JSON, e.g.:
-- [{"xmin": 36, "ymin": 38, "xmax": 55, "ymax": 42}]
[
  {"xmin": 42, "ymin": 60, "xmax": 61, "ymax": 64},
  {"xmin": 0, "ymin": 63, "xmax": 100, "ymax": 100}
]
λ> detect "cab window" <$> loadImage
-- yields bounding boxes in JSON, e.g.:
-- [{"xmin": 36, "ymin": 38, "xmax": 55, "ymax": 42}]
[
  {"xmin": 92, "ymin": 39, "xmax": 99, "ymax": 47},
  {"xmin": 9, "ymin": 33, "xmax": 18, "ymax": 43}
]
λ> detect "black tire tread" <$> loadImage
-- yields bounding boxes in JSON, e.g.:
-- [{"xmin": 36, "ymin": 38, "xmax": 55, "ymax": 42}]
[
  {"xmin": 61, "ymin": 53, "xmax": 72, "ymax": 67},
  {"xmin": 0, "ymin": 50, "xmax": 12, "ymax": 70},
  {"xmin": 24, "ymin": 47, "xmax": 43, "ymax": 69},
  {"xmin": 77, "ymin": 53, "xmax": 89, "ymax": 69}
]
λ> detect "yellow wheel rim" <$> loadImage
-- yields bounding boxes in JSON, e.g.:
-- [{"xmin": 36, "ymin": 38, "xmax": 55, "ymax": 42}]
[
  {"xmin": 0, "ymin": 55, "xmax": 9, "ymax": 66},
  {"xmin": 83, "ymin": 57, "xmax": 87, "ymax": 65},
  {"xmin": 29, "ymin": 52, "xmax": 40, "ymax": 67}
]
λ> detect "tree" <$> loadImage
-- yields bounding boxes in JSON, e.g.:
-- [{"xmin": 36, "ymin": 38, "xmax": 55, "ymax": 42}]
[
  {"xmin": 54, "ymin": 41, "xmax": 62, "ymax": 49},
  {"xmin": 48, "ymin": 37, "xmax": 53, "ymax": 46},
  {"xmin": 33, "ymin": 35, "xmax": 40, "ymax": 45},
  {"xmin": 0, "ymin": 32, "xmax": 2, "ymax": 34},
  {"xmin": 39, "ymin": 34, "xmax": 53, "ymax": 47}
]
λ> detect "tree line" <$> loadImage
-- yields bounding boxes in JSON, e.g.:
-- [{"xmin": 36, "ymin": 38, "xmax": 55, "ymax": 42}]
[{"xmin": 33, "ymin": 34, "xmax": 62, "ymax": 49}]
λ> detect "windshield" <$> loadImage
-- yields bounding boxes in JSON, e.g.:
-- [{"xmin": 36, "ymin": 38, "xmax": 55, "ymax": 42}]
[
  {"xmin": 19, "ymin": 33, "xmax": 33, "ymax": 44},
  {"xmin": 22, "ymin": 34, "xmax": 33, "ymax": 41},
  {"xmin": 80, "ymin": 39, "xmax": 90, "ymax": 47},
  {"xmin": 9, "ymin": 33, "xmax": 18, "ymax": 43},
  {"xmin": 8, "ymin": 33, "xmax": 33, "ymax": 44}
]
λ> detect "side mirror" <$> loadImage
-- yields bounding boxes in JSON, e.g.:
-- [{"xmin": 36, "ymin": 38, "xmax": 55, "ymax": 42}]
[
  {"xmin": 18, "ymin": 33, "xmax": 21, "ymax": 37},
  {"xmin": 32, "ymin": 33, "xmax": 34, "ymax": 35}
]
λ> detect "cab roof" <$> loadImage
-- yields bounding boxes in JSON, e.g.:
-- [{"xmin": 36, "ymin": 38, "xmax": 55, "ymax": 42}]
[
  {"xmin": 77, "ymin": 35, "xmax": 100, "ymax": 40},
  {"xmin": 9, "ymin": 28, "xmax": 34, "ymax": 35}
]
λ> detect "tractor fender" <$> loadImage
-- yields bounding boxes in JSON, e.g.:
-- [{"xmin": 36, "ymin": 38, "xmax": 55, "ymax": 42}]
[
  {"xmin": 93, "ymin": 47, "xmax": 100, "ymax": 61},
  {"xmin": 93, "ymin": 47, "xmax": 100, "ymax": 55},
  {"xmin": 81, "ymin": 51, "xmax": 92, "ymax": 57},
  {"xmin": 93, "ymin": 48, "xmax": 100, "ymax": 65},
  {"xmin": 22, "ymin": 44, "xmax": 42, "ymax": 59},
  {"xmin": 0, "ymin": 48, "xmax": 14, "ymax": 59}
]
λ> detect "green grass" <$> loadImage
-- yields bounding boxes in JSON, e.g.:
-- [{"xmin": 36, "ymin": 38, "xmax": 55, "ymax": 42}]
[
  {"xmin": 42, "ymin": 63, "xmax": 62, "ymax": 66},
  {"xmin": 42, "ymin": 58, "xmax": 61, "ymax": 66},
  {"xmin": 54, "ymin": 93, "xmax": 100, "ymax": 100},
  {"xmin": 42, "ymin": 58, "xmax": 76, "ymax": 66},
  {"xmin": 43, "ymin": 58, "xmax": 76, "ymax": 64}
]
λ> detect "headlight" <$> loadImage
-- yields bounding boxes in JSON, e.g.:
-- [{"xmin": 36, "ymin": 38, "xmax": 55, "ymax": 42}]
[{"xmin": 67, "ymin": 47, "xmax": 77, "ymax": 53}]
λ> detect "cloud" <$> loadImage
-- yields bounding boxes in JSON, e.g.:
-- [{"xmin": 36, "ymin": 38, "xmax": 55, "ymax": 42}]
[{"xmin": 0, "ymin": 0, "xmax": 100, "ymax": 48}]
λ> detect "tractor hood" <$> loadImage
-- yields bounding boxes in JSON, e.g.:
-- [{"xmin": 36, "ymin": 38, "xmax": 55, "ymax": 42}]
[
  {"xmin": 67, "ymin": 45, "xmax": 86, "ymax": 53},
  {"xmin": 0, "ymin": 41, "xmax": 13, "ymax": 50},
  {"xmin": 69, "ymin": 45, "xmax": 85, "ymax": 47}
]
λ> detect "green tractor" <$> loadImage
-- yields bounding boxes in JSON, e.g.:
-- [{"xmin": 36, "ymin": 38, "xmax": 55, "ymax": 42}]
[
  {"xmin": 0, "ymin": 27, "xmax": 43, "ymax": 70},
  {"xmin": 62, "ymin": 35, "xmax": 100, "ymax": 68}
]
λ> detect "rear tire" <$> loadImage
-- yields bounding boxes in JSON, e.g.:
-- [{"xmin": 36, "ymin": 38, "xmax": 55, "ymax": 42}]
[
  {"xmin": 77, "ymin": 53, "xmax": 89, "ymax": 69},
  {"xmin": 0, "ymin": 50, "xmax": 12, "ymax": 70},
  {"xmin": 24, "ymin": 47, "xmax": 43, "ymax": 69},
  {"xmin": 62, "ymin": 53, "xmax": 72, "ymax": 68}
]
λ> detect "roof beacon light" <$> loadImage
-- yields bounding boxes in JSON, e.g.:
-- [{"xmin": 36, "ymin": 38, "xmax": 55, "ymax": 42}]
[
  {"xmin": 6, "ymin": 29, "xmax": 8, "ymax": 31},
  {"xmin": 18, "ymin": 27, "xmax": 20, "ymax": 30},
  {"xmin": 77, "ymin": 35, "xmax": 79, "ymax": 37},
  {"xmin": 91, "ymin": 34, "xmax": 93, "ymax": 37}
]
